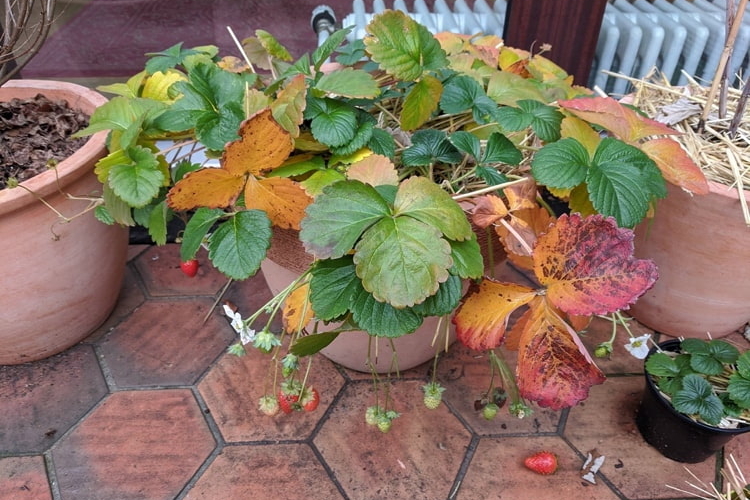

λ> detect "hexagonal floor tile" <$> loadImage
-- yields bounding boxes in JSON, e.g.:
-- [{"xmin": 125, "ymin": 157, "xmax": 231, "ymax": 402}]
[
  {"xmin": 436, "ymin": 342, "xmax": 563, "ymax": 435},
  {"xmin": 565, "ymin": 376, "xmax": 716, "ymax": 500},
  {"xmin": 184, "ymin": 444, "xmax": 344, "ymax": 499},
  {"xmin": 458, "ymin": 435, "xmax": 622, "ymax": 499},
  {"xmin": 0, "ymin": 456, "xmax": 52, "ymax": 500},
  {"xmin": 133, "ymin": 245, "xmax": 228, "ymax": 297},
  {"xmin": 576, "ymin": 315, "xmax": 656, "ymax": 375},
  {"xmin": 314, "ymin": 379, "xmax": 472, "ymax": 500},
  {"xmin": 198, "ymin": 347, "xmax": 345, "ymax": 442},
  {"xmin": 99, "ymin": 299, "xmax": 234, "ymax": 387},
  {"xmin": 0, "ymin": 345, "xmax": 107, "ymax": 454},
  {"xmin": 52, "ymin": 389, "xmax": 214, "ymax": 500},
  {"xmin": 83, "ymin": 264, "xmax": 146, "ymax": 344}
]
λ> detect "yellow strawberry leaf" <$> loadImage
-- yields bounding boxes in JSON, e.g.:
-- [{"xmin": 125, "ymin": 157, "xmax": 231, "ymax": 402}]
[
  {"xmin": 560, "ymin": 115, "xmax": 600, "ymax": 156},
  {"xmin": 271, "ymin": 74, "xmax": 307, "ymax": 138},
  {"xmin": 641, "ymin": 138, "xmax": 709, "ymax": 195},
  {"xmin": 217, "ymin": 56, "xmax": 249, "ymax": 73},
  {"xmin": 282, "ymin": 283, "xmax": 315, "ymax": 333},
  {"xmin": 453, "ymin": 279, "xmax": 537, "ymax": 351},
  {"xmin": 346, "ymin": 154, "xmax": 399, "ymax": 187},
  {"xmin": 167, "ymin": 168, "xmax": 245, "ymax": 210},
  {"xmin": 141, "ymin": 70, "xmax": 186, "ymax": 102},
  {"xmin": 221, "ymin": 108, "xmax": 294, "ymax": 177},
  {"xmin": 244, "ymin": 176, "xmax": 312, "ymax": 230}
]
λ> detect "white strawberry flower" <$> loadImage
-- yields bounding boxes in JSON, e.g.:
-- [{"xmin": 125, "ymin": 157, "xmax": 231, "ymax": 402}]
[
  {"xmin": 222, "ymin": 304, "xmax": 256, "ymax": 345},
  {"xmin": 624, "ymin": 333, "xmax": 651, "ymax": 359}
]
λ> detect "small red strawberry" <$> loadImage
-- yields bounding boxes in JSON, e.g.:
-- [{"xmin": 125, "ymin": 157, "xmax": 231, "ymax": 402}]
[
  {"xmin": 179, "ymin": 259, "xmax": 199, "ymax": 277},
  {"xmin": 277, "ymin": 391, "xmax": 299, "ymax": 414},
  {"xmin": 523, "ymin": 451, "xmax": 558, "ymax": 475},
  {"xmin": 300, "ymin": 387, "xmax": 320, "ymax": 412}
]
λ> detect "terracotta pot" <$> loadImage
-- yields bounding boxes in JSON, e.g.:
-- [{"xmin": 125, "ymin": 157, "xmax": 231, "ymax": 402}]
[
  {"xmin": 636, "ymin": 340, "xmax": 750, "ymax": 463},
  {"xmin": 0, "ymin": 80, "xmax": 128, "ymax": 364},
  {"xmin": 630, "ymin": 181, "xmax": 750, "ymax": 338},
  {"xmin": 260, "ymin": 258, "xmax": 453, "ymax": 373}
]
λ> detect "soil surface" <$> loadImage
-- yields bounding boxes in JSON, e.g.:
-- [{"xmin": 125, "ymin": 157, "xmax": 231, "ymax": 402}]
[{"xmin": 0, "ymin": 94, "xmax": 89, "ymax": 190}]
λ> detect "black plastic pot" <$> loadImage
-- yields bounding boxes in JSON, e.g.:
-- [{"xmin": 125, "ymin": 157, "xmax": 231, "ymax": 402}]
[{"xmin": 636, "ymin": 339, "xmax": 750, "ymax": 463}]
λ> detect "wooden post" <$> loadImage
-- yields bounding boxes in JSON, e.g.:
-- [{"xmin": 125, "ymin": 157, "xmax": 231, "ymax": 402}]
[{"xmin": 503, "ymin": 0, "xmax": 608, "ymax": 87}]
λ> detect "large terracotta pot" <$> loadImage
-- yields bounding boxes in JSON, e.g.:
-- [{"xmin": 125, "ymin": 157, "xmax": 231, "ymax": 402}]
[
  {"xmin": 630, "ymin": 181, "xmax": 750, "ymax": 338},
  {"xmin": 262, "ymin": 228, "xmax": 454, "ymax": 373},
  {"xmin": 0, "ymin": 80, "xmax": 128, "ymax": 364}
]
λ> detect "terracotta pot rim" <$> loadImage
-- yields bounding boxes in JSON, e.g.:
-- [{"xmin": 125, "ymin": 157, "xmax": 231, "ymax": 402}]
[
  {"xmin": 706, "ymin": 179, "xmax": 750, "ymax": 201},
  {"xmin": 0, "ymin": 79, "xmax": 109, "ymax": 215}
]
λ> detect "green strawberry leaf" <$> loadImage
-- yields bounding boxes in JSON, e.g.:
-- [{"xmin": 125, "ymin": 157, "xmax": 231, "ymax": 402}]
[
  {"xmin": 335, "ymin": 40, "xmax": 367, "ymax": 66},
  {"xmin": 368, "ymin": 127, "xmax": 396, "ymax": 158},
  {"xmin": 672, "ymin": 373, "xmax": 725, "ymax": 425},
  {"xmin": 645, "ymin": 352, "xmax": 681, "ymax": 378},
  {"xmin": 412, "ymin": 275, "xmax": 463, "ymax": 316},
  {"xmin": 728, "ymin": 370, "xmax": 750, "ymax": 409},
  {"xmin": 308, "ymin": 98, "xmax": 358, "ymax": 147},
  {"xmin": 440, "ymin": 75, "xmax": 498, "ymax": 124},
  {"xmin": 496, "ymin": 99, "xmax": 563, "ymax": 142},
  {"xmin": 311, "ymin": 27, "xmax": 352, "ymax": 69},
  {"xmin": 737, "ymin": 350, "xmax": 750, "ymax": 379},
  {"xmin": 364, "ymin": 9, "xmax": 448, "ymax": 81},
  {"xmin": 349, "ymin": 286, "xmax": 425, "ymax": 337},
  {"xmin": 394, "ymin": 176, "xmax": 473, "ymax": 241},
  {"xmin": 300, "ymin": 180, "xmax": 391, "ymax": 259},
  {"xmin": 354, "ymin": 215, "xmax": 452, "ymax": 308},
  {"xmin": 181, "ymin": 207, "xmax": 225, "ymax": 261},
  {"xmin": 450, "ymin": 130, "xmax": 481, "ymax": 160},
  {"xmin": 108, "ymin": 146, "xmax": 165, "ymax": 208},
  {"xmin": 147, "ymin": 201, "xmax": 169, "ymax": 246},
  {"xmin": 401, "ymin": 129, "xmax": 463, "ymax": 166},
  {"xmin": 531, "ymin": 138, "xmax": 590, "ymax": 189},
  {"xmin": 449, "ymin": 234, "xmax": 484, "ymax": 279},
  {"xmin": 400, "ymin": 75, "xmax": 442, "ymax": 131},
  {"xmin": 309, "ymin": 256, "xmax": 362, "ymax": 320},
  {"xmin": 144, "ymin": 42, "xmax": 205, "ymax": 73},
  {"xmin": 315, "ymin": 67, "xmax": 379, "ymax": 99},
  {"xmin": 330, "ymin": 112, "xmax": 375, "ymax": 156},
  {"xmin": 207, "ymin": 210, "xmax": 271, "ymax": 280},
  {"xmin": 483, "ymin": 132, "xmax": 523, "ymax": 165},
  {"xmin": 587, "ymin": 138, "xmax": 667, "ymax": 228},
  {"xmin": 290, "ymin": 331, "xmax": 340, "ymax": 357}
]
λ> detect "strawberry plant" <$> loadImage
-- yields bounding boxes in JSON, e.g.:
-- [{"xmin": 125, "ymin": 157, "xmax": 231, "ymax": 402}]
[{"xmin": 76, "ymin": 9, "xmax": 707, "ymax": 426}]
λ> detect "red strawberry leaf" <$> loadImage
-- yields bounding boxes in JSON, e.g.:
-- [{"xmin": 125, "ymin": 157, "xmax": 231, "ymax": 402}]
[{"xmin": 533, "ymin": 213, "xmax": 658, "ymax": 316}]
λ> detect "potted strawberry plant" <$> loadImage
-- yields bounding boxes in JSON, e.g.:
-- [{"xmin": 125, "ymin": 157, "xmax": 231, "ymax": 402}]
[
  {"xmin": 79, "ymin": 10, "xmax": 704, "ymax": 426},
  {"xmin": 637, "ymin": 338, "xmax": 750, "ymax": 463}
]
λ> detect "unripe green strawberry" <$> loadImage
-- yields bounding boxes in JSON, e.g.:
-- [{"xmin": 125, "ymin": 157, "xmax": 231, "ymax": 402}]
[
  {"xmin": 258, "ymin": 394, "xmax": 280, "ymax": 416},
  {"xmin": 365, "ymin": 406, "xmax": 381, "ymax": 426},
  {"xmin": 482, "ymin": 402, "xmax": 499, "ymax": 420},
  {"xmin": 422, "ymin": 382, "xmax": 446, "ymax": 410},
  {"xmin": 377, "ymin": 415, "xmax": 392, "ymax": 433}
]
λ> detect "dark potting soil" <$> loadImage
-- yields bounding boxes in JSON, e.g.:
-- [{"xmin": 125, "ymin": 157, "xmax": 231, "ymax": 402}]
[{"xmin": 0, "ymin": 94, "xmax": 89, "ymax": 190}]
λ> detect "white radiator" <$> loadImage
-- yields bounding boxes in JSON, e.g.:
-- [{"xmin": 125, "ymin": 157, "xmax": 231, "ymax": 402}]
[{"xmin": 329, "ymin": 0, "xmax": 748, "ymax": 95}]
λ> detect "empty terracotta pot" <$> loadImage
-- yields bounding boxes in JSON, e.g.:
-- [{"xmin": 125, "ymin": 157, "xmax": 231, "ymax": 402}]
[
  {"xmin": 630, "ymin": 181, "xmax": 750, "ymax": 338},
  {"xmin": 0, "ymin": 80, "xmax": 128, "ymax": 364}
]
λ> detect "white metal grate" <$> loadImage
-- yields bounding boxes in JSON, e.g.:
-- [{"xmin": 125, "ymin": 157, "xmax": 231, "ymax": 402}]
[{"xmin": 334, "ymin": 0, "xmax": 749, "ymax": 94}]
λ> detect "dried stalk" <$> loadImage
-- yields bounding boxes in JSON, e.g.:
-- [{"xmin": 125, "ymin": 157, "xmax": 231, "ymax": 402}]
[{"xmin": 1, "ymin": 0, "xmax": 57, "ymax": 85}]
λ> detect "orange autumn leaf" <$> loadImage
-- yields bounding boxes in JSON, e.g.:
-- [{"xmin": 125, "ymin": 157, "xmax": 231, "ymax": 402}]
[
  {"xmin": 282, "ymin": 283, "xmax": 315, "ymax": 333},
  {"xmin": 244, "ymin": 176, "xmax": 312, "ymax": 230},
  {"xmin": 221, "ymin": 108, "xmax": 295, "ymax": 177},
  {"xmin": 496, "ymin": 206, "xmax": 553, "ymax": 271},
  {"xmin": 167, "ymin": 168, "xmax": 246, "ymax": 210},
  {"xmin": 640, "ymin": 138, "xmax": 709, "ymax": 195},
  {"xmin": 346, "ymin": 154, "xmax": 399, "ymax": 187},
  {"xmin": 515, "ymin": 298, "xmax": 606, "ymax": 409},
  {"xmin": 471, "ymin": 195, "xmax": 510, "ymax": 228},
  {"xmin": 452, "ymin": 279, "xmax": 537, "ymax": 351},
  {"xmin": 558, "ymin": 96, "xmax": 679, "ymax": 144}
]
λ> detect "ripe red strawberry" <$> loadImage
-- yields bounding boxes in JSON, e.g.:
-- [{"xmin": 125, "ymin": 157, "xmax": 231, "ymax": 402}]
[
  {"xmin": 523, "ymin": 451, "xmax": 558, "ymax": 475},
  {"xmin": 277, "ymin": 391, "xmax": 299, "ymax": 414},
  {"xmin": 300, "ymin": 387, "xmax": 320, "ymax": 412},
  {"xmin": 179, "ymin": 259, "xmax": 199, "ymax": 277}
]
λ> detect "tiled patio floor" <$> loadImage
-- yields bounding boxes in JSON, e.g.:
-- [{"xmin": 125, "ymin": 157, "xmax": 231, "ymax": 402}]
[{"xmin": 1, "ymin": 243, "xmax": 748, "ymax": 499}]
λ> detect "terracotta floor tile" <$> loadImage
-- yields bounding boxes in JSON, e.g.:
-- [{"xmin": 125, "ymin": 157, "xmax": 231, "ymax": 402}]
[
  {"xmin": 0, "ymin": 456, "xmax": 53, "ymax": 500},
  {"xmin": 83, "ymin": 265, "xmax": 146, "ymax": 344},
  {"xmin": 314, "ymin": 379, "xmax": 472, "ymax": 500},
  {"xmin": 0, "ymin": 345, "xmax": 107, "ymax": 454},
  {"xmin": 99, "ymin": 299, "xmax": 234, "ymax": 387},
  {"xmin": 133, "ymin": 245, "xmax": 229, "ymax": 297},
  {"xmin": 436, "ymin": 342, "xmax": 563, "ymax": 435},
  {"xmin": 198, "ymin": 348, "xmax": 345, "ymax": 442},
  {"xmin": 184, "ymin": 444, "xmax": 344, "ymax": 499},
  {"xmin": 577, "ymin": 315, "xmax": 656, "ymax": 375},
  {"xmin": 458, "ymin": 436, "xmax": 622, "ymax": 499},
  {"xmin": 52, "ymin": 389, "xmax": 215, "ymax": 500},
  {"xmin": 565, "ymin": 377, "xmax": 716, "ymax": 500}
]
